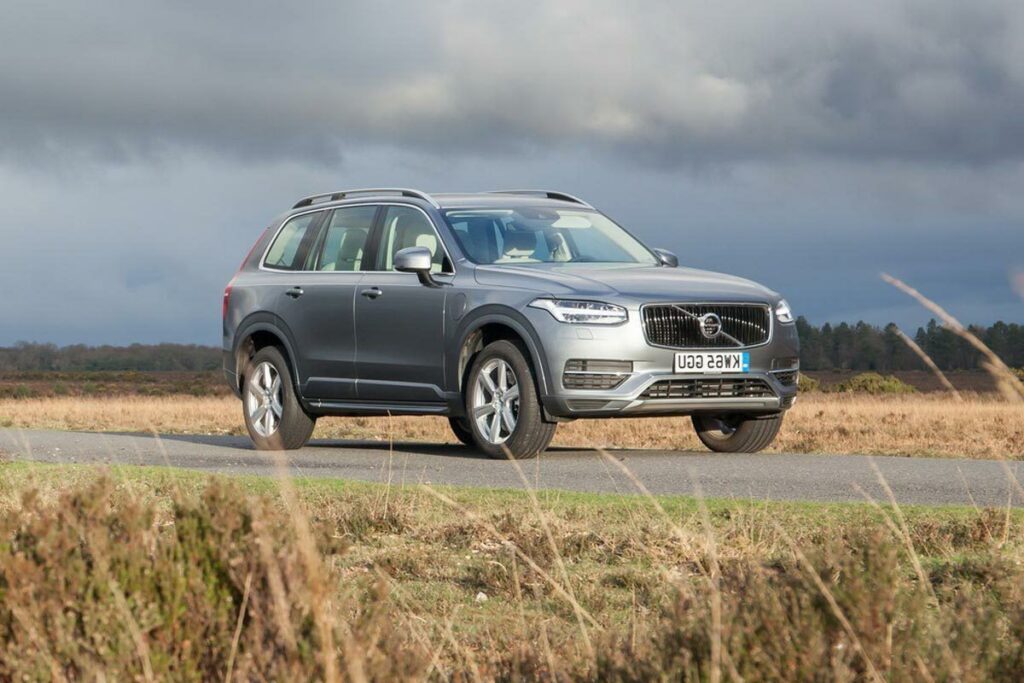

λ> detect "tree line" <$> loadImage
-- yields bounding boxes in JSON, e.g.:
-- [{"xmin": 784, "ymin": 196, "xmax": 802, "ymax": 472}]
[
  {"xmin": 796, "ymin": 318, "xmax": 1024, "ymax": 371},
  {"xmin": 1, "ymin": 319, "xmax": 1021, "ymax": 373},
  {"xmin": 0, "ymin": 343, "xmax": 221, "ymax": 372}
]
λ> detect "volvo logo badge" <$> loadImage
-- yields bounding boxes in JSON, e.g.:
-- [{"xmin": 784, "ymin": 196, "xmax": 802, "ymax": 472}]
[{"xmin": 699, "ymin": 313, "xmax": 723, "ymax": 339}]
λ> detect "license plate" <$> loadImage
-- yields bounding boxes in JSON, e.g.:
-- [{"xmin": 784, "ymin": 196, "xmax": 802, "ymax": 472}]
[{"xmin": 674, "ymin": 352, "xmax": 749, "ymax": 374}]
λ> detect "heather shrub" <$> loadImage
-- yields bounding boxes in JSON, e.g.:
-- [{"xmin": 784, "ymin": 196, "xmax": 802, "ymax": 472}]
[{"xmin": 833, "ymin": 372, "xmax": 917, "ymax": 395}]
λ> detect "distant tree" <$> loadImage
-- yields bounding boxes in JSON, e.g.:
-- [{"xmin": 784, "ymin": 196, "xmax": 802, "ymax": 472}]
[
  {"xmin": 794, "ymin": 318, "xmax": 1022, "ymax": 372},
  {"xmin": 0, "ymin": 343, "xmax": 221, "ymax": 372}
]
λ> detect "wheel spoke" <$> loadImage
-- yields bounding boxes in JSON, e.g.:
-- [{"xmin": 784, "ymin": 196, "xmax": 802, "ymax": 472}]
[
  {"xmin": 252, "ymin": 404, "xmax": 268, "ymax": 423},
  {"xmin": 474, "ymin": 404, "xmax": 495, "ymax": 418},
  {"xmin": 262, "ymin": 363, "xmax": 272, "ymax": 390},
  {"xmin": 504, "ymin": 385, "xmax": 519, "ymax": 402},
  {"xmin": 481, "ymin": 372, "xmax": 497, "ymax": 397},
  {"xmin": 270, "ymin": 396, "xmax": 283, "ymax": 418},
  {"xmin": 497, "ymin": 362, "xmax": 508, "ymax": 392},
  {"xmin": 264, "ymin": 408, "xmax": 273, "ymax": 435},
  {"xmin": 501, "ymin": 405, "xmax": 516, "ymax": 433},
  {"xmin": 489, "ymin": 412, "xmax": 501, "ymax": 442},
  {"xmin": 270, "ymin": 375, "xmax": 281, "ymax": 397}
]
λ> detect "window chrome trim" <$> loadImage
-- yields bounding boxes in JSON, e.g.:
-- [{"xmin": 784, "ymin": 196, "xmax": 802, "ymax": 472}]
[{"xmin": 259, "ymin": 201, "xmax": 455, "ymax": 275}]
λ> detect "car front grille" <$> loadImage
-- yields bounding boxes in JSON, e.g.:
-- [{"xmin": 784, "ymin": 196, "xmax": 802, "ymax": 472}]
[
  {"xmin": 642, "ymin": 303, "xmax": 771, "ymax": 348},
  {"xmin": 640, "ymin": 378, "xmax": 776, "ymax": 400}
]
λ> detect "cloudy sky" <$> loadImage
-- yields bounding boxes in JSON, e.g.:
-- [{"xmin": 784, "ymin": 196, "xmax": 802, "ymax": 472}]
[{"xmin": 1, "ymin": 0, "xmax": 1022, "ymax": 346}]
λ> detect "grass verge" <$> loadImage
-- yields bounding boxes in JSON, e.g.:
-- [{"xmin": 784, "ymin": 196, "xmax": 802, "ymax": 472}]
[
  {"xmin": 2, "ymin": 393, "xmax": 1023, "ymax": 458},
  {"xmin": 2, "ymin": 461, "xmax": 1024, "ymax": 680}
]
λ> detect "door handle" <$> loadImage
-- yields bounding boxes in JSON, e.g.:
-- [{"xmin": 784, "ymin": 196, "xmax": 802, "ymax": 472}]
[
  {"xmin": 285, "ymin": 286, "xmax": 304, "ymax": 299},
  {"xmin": 360, "ymin": 287, "xmax": 383, "ymax": 299}
]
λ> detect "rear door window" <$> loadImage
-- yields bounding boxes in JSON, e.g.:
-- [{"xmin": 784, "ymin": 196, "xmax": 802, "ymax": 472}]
[
  {"xmin": 313, "ymin": 205, "xmax": 378, "ymax": 271},
  {"xmin": 264, "ymin": 212, "xmax": 321, "ymax": 270}
]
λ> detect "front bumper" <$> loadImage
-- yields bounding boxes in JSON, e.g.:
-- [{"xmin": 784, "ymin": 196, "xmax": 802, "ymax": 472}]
[{"xmin": 525, "ymin": 306, "xmax": 800, "ymax": 420}]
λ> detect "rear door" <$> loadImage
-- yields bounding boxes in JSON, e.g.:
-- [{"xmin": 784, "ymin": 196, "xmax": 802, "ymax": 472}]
[
  {"xmin": 274, "ymin": 205, "xmax": 379, "ymax": 400},
  {"xmin": 354, "ymin": 205, "xmax": 452, "ymax": 403}
]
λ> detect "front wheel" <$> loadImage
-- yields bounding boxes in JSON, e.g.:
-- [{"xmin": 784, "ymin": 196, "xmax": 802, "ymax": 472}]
[
  {"xmin": 692, "ymin": 413, "xmax": 782, "ymax": 453},
  {"xmin": 242, "ymin": 346, "xmax": 315, "ymax": 450},
  {"xmin": 448, "ymin": 417, "xmax": 475, "ymax": 447},
  {"xmin": 465, "ymin": 340, "xmax": 556, "ymax": 459}
]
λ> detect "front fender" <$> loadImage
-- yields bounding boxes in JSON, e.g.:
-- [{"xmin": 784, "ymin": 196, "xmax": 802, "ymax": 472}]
[{"xmin": 447, "ymin": 305, "xmax": 553, "ymax": 400}]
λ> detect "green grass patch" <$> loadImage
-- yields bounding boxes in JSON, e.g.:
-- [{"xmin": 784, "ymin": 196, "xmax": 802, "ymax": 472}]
[{"xmin": 1, "ymin": 462, "xmax": 1023, "ymax": 680}]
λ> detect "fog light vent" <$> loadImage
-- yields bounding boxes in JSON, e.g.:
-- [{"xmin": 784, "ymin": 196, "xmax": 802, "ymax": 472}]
[
  {"xmin": 563, "ymin": 359, "xmax": 632, "ymax": 390},
  {"xmin": 773, "ymin": 370, "xmax": 799, "ymax": 387}
]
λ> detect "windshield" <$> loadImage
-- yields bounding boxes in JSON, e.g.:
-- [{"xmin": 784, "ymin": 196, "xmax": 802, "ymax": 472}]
[{"xmin": 443, "ymin": 208, "xmax": 658, "ymax": 266}]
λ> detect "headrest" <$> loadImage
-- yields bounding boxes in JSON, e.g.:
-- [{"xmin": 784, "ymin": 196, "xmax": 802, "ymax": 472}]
[
  {"xmin": 337, "ymin": 230, "xmax": 366, "ymax": 260},
  {"xmin": 548, "ymin": 232, "xmax": 571, "ymax": 262}
]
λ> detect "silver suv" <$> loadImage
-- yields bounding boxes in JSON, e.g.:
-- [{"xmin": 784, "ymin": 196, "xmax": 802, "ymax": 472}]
[{"xmin": 223, "ymin": 188, "xmax": 799, "ymax": 458}]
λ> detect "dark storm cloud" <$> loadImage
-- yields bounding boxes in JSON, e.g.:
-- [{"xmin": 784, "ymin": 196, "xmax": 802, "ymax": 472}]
[
  {"xmin": 1, "ymin": 1, "xmax": 1022, "ymax": 346},
  {"xmin": 2, "ymin": 0, "xmax": 1024, "ymax": 168}
]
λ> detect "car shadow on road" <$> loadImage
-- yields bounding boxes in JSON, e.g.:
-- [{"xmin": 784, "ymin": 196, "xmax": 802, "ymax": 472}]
[{"xmin": 139, "ymin": 432, "xmax": 662, "ymax": 461}]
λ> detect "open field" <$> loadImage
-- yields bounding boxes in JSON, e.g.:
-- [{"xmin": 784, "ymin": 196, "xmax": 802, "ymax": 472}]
[
  {"xmin": 2, "ymin": 392, "xmax": 1022, "ymax": 459},
  {"xmin": 0, "ymin": 369, "xmax": 1006, "ymax": 398},
  {"xmin": 2, "ymin": 463, "xmax": 1024, "ymax": 680}
]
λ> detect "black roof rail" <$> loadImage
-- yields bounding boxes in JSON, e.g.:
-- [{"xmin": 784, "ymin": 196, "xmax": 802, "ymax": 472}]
[
  {"xmin": 485, "ymin": 189, "xmax": 593, "ymax": 208},
  {"xmin": 292, "ymin": 187, "xmax": 440, "ymax": 210}
]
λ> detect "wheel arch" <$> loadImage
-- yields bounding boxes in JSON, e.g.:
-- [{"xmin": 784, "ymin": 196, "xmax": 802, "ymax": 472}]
[
  {"xmin": 232, "ymin": 313, "xmax": 303, "ymax": 394},
  {"xmin": 449, "ymin": 306, "xmax": 552, "ymax": 405}
]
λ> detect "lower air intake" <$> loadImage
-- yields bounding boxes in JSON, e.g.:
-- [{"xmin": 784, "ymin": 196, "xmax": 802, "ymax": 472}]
[{"xmin": 641, "ymin": 378, "xmax": 775, "ymax": 400}]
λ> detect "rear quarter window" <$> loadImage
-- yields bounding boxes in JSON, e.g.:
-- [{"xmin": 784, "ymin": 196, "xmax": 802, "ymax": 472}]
[{"xmin": 263, "ymin": 212, "xmax": 320, "ymax": 270}]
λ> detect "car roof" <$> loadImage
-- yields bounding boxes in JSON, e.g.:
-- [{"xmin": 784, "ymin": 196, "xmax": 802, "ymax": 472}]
[
  {"xmin": 282, "ymin": 189, "xmax": 594, "ymax": 218},
  {"xmin": 431, "ymin": 193, "xmax": 589, "ymax": 210}
]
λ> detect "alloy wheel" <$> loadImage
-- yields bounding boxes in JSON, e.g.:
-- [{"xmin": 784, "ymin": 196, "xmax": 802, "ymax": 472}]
[
  {"xmin": 471, "ymin": 358, "xmax": 520, "ymax": 444},
  {"xmin": 246, "ymin": 361, "xmax": 283, "ymax": 437}
]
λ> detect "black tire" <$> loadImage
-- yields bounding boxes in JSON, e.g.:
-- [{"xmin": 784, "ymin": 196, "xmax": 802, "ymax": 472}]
[
  {"xmin": 242, "ymin": 346, "xmax": 315, "ymax": 451},
  {"xmin": 465, "ymin": 340, "xmax": 556, "ymax": 459},
  {"xmin": 692, "ymin": 413, "xmax": 782, "ymax": 453},
  {"xmin": 448, "ymin": 417, "xmax": 475, "ymax": 447}
]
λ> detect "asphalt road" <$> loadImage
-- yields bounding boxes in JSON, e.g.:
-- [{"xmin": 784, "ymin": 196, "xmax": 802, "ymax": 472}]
[{"xmin": 1, "ymin": 428, "xmax": 1022, "ymax": 508}]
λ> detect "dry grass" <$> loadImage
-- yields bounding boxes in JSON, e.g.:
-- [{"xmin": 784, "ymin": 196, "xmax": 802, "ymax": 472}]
[
  {"xmin": 2, "ymin": 392, "xmax": 1023, "ymax": 459},
  {"xmin": 1, "ymin": 464, "xmax": 1024, "ymax": 681}
]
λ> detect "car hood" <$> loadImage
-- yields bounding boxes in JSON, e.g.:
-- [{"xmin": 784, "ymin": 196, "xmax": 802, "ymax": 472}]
[{"xmin": 474, "ymin": 263, "xmax": 777, "ymax": 304}]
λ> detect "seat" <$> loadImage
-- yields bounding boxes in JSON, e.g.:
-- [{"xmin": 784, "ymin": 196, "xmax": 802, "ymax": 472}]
[
  {"xmin": 462, "ymin": 218, "xmax": 499, "ymax": 263},
  {"xmin": 392, "ymin": 214, "xmax": 445, "ymax": 272},
  {"xmin": 500, "ymin": 230, "xmax": 537, "ymax": 261},
  {"xmin": 548, "ymin": 232, "xmax": 571, "ymax": 262},
  {"xmin": 334, "ymin": 229, "xmax": 366, "ymax": 271}
]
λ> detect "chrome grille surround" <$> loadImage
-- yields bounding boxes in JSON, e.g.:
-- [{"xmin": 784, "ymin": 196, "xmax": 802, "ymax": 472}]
[{"xmin": 641, "ymin": 303, "xmax": 772, "ymax": 349}]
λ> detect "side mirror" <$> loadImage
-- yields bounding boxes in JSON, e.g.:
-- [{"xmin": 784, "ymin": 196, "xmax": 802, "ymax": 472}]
[
  {"xmin": 653, "ymin": 248, "xmax": 678, "ymax": 268},
  {"xmin": 394, "ymin": 246, "xmax": 444, "ymax": 287}
]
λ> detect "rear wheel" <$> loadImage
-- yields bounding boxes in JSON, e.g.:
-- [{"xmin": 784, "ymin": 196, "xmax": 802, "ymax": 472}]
[
  {"xmin": 242, "ymin": 346, "xmax": 315, "ymax": 450},
  {"xmin": 692, "ymin": 413, "xmax": 782, "ymax": 453},
  {"xmin": 465, "ymin": 340, "xmax": 556, "ymax": 459}
]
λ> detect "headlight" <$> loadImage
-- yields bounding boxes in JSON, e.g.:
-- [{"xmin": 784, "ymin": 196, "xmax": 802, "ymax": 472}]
[
  {"xmin": 529, "ymin": 298, "xmax": 628, "ymax": 325},
  {"xmin": 775, "ymin": 299, "xmax": 795, "ymax": 324}
]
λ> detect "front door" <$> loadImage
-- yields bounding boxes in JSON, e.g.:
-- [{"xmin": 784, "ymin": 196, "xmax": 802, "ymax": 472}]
[
  {"xmin": 354, "ymin": 205, "xmax": 452, "ymax": 403},
  {"xmin": 280, "ymin": 205, "xmax": 378, "ymax": 400}
]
